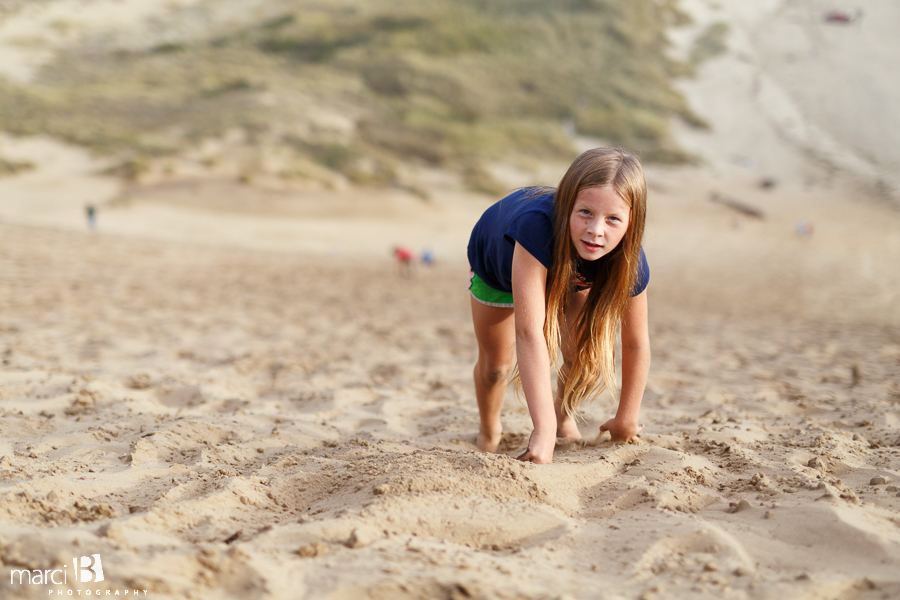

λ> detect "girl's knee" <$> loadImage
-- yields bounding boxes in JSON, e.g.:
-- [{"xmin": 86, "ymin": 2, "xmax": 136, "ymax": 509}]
[{"xmin": 475, "ymin": 361, "xmax": 512, "ymax": 387}]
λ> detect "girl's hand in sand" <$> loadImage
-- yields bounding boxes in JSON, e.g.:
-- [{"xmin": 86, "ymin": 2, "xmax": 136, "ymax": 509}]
[
  {"xmin": 599, "ymin": 417, "xmax": 644, "ymax": 443},
  {"xmin": 517, "ymin": 430, "xmax": 555, "ymax": 464}
]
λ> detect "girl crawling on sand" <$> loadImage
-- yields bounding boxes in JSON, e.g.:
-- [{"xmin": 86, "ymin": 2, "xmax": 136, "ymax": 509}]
[{"xmin": 467, "ymin": 148, "xmax": 650, "ymax": 464}]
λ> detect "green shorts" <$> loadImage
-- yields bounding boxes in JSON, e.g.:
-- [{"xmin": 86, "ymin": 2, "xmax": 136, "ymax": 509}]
[{"xmin": 468, "ymin": 271, "xmax": 514, "ymax": 308}]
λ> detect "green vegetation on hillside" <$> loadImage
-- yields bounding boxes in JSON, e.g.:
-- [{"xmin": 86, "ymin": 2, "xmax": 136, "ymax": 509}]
[
  {"xmin": 0, "ymin": 0, "xmax": 704, "ymax": 189},
  {"xmin": 691, "ymin": 21, "xmax": 730, "ymax": 64},
  {"xmin": 0, "ymin": 156, "xmax": 34, "ymax": 177}
]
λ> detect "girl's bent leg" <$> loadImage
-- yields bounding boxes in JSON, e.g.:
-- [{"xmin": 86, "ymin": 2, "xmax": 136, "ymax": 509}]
[
  {"xmin": 470, "ymin": 296, "xmax": 516, "ymax": 453},
  {"xmin": 555, "ymin": 363, "xmax": 583, "ymax": 440}
]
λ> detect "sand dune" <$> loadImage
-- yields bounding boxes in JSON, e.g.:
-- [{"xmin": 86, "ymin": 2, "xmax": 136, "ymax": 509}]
[
  {"xmin": 672, "ymin": 0, "xmax": 900, "ymax": 202},
  {"xmin": 1, "ymin": 0, "xmax": 900, "ymax": 599},
  {"xmin": 1, "ymin": 214, "xmax": 898, "ymax": 599}
]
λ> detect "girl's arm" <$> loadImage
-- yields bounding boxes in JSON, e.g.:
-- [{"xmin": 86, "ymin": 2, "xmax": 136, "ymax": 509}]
[
  {"xmin": 600, "ymin": 289, "xmax": 650, "ymax": 442},
  {"xmin": 510, "ymin": 243, "xmax": 556, "ymax": 464}
]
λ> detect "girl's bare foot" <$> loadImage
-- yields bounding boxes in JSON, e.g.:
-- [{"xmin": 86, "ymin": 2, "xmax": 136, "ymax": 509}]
[
  {"xmin": 557, "ymin": 414, "xmax": 583, "ymax": 441},
  {"xmin": 476, "ymin": 429, "xmax": 502, "ymax": 453}
]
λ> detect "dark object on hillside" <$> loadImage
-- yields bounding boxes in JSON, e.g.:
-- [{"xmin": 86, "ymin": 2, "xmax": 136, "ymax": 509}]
[
  {"xmin": 824, "ymin": 10, "xmax": 861, "ymax": 24},
  {"xmin": 710, "ymin": 192, "xmax": 765, "ymax": 220},
  {"xmin": 224, "ymin": 531, "xmax": 241, "ymax": 544},
  {"xmin": 759, "ymin": 177, "xmax": 778, "ymax": 190}
]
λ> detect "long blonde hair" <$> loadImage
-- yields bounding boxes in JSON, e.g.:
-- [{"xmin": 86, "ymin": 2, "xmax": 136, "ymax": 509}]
[{"xmin": 542, "ymin": 148, "xmax": 647, "ymax": 416}]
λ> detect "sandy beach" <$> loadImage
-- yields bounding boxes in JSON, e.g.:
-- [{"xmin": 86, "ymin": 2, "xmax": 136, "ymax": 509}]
[{"xmin": 1, "ymin": 1, "xmax": 900, "ymax": 599}]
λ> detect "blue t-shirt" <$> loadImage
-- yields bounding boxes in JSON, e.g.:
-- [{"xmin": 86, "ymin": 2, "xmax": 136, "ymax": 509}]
[{"xmin": 467, "ymin": 188, "xmax": 649, "ymax": 295}]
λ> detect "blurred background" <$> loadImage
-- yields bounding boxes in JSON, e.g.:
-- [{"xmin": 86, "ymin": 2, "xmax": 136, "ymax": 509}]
[
  {"xmin": 0, "ymin": 0, "xmax": 897, "ymax": 290},
  {"xmin": 0, "ymin": 0, "xmax": 698, "ymax": 185}
]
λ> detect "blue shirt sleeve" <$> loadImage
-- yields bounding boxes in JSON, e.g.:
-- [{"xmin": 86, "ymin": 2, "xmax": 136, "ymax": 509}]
[
  {"xmin": 504, "ymin": 210, "xmax": 553, "ymax": 269},
  {"xmin": 632, "ymin": 247, "xmax": 649, "ymax": 296}
]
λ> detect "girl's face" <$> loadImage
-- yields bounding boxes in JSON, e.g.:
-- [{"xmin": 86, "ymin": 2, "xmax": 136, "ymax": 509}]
[{"xmin": 569, "ymin": 186, "xmax": 630, "ymax": 261}]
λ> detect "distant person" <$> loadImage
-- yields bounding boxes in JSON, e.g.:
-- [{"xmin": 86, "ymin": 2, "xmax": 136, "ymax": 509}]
[
  {"xmin": 824, "ymin": 9, "xmax": 861, "ymax": 24},
  {"xmin": 85, "ymin": 204, "xmax": 96, "ymax": 230},
  {"xmin": 795, "ymin": 221, "xmax": 814, "ymax": 237},
  {"xmin": 393, "ymin": 246, "xmax": 414, "ymax": 277},
  {"xmin": 466, "ymin": 148, "xmax": 650, "ymax": 463},
  {"xmin": 421, "ymin": 249, "xmax": 436, "ymax": 267}
]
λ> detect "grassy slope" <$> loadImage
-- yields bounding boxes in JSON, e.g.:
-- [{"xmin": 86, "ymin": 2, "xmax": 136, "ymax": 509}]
[{"xmin": 0, "ymin": 0, "xmax": 703, "ymax": 189}]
